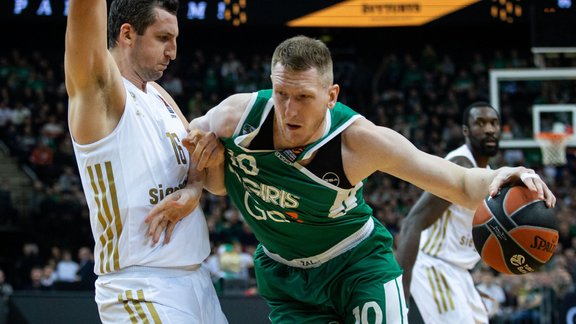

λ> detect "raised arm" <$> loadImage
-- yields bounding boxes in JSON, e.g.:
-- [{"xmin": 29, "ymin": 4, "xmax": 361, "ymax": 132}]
[{"xmin": 65, "ymin": 0, "xmax": 125, "ymax": 145}]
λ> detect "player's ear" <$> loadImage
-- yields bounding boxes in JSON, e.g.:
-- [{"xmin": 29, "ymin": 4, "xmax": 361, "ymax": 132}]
[
  {"xmin": 327, "ymin": 84, "xmax": 339, "ymax": 109},
  {"xmin": 462, "ymin": 124, "xmax": 469, "ymax": 137},
  {"xmin": 119, "ymin": 23, "xmax": 134, "ymax": 46}
]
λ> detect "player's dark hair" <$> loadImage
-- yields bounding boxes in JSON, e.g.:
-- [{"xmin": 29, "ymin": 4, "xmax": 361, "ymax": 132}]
[
  {"xmin": 462, "ymin": 101, "xmax": 500, "ymax": 127},
  {"xmin": 108, "ymin": 0, "xmax": 179, "ymax": 49}
]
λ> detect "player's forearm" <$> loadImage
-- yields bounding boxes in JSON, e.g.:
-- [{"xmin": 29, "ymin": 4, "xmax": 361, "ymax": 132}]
[
  {"xmin": 461, "ymin": 167, "xmax": 505, "ymax": 209},
  {"xmin": 396, "ymin": 207, "xmax": 427, "ymax": 271},
  {"xmin": 184, "ymin": 149, "xmax": 226, "ymax": 196},
  {"xmin": 184, "ymin": 167, "xmax": 205, "ymax": 199},
  {"xmin": 397, "ymin": 192, "xmax": 449, "ymax": 279},
  {"xmin": 396, "ymin": 216, "xmax": 421, "ymax": 300},
  {"xmin": 204, "ymin": 162, "xmax": 227, "ymax": 196},
  {"xmin": 396, "ymin": 225, "xmax": 419, "ymax": 272}
]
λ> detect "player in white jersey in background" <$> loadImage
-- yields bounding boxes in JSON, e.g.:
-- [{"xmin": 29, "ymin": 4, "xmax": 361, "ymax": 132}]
[
  {"xmin": 397, "ymin": 102, "xmax": 502, "ymax": 324},
  {"xmin": 64, "ymin": 0, "xmax": 227, "ymax": 322}
]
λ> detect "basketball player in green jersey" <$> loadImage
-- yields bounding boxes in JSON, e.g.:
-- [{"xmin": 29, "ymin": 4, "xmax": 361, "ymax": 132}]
[{"xmin": 148, "ymin": 36, "xmax": 556, "ymax": 323}]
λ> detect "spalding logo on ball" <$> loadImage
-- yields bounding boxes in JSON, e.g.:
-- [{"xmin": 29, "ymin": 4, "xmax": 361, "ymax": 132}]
[{"xmin": 472, "ymin": 184, "xmax": 558, "ymax": 275}]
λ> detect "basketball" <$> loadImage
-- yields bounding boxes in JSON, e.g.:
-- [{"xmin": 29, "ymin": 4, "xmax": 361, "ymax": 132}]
[{"xmin": 472, "ymin": 184, "xmax": 558, "ymax": 275}]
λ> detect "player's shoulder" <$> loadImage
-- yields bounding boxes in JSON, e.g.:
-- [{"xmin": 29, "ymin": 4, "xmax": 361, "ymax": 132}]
[
  {"xmin": 222, "ymin": 92, "xmax": 254, "ymax": 108},
  {"xmin": 218, "ymin": 93, "xmax": 254, "ymax": 119},
  {"xmin": 344, "ymin": 117, "xmax": 400, "ymax": 144},
  {"xmin": 341, "ymin": 117, "xmax": 403, "ymax": 161},
  {"xmin": 209, "ymin": 92, "xmax": 254, "ymax": 138},
  {"xmin": 445, "ymin": 145, "xmax": 475, "ymax": 168},
  {"xmin": 448, "ymin": 155, "xmax": 474, "ymax": 168}
]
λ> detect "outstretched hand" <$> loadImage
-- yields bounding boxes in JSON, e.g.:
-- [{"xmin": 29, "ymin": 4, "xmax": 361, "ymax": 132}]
[
  {"xmin": 182, "ymin": 130, "xmax": 224, "ymax": 171},
  {"xmin": 488, "ymin": 166, "xmax": 556, "ymax": 208},
  {"xmin": 144, "ymin": 187, "xmax": 201, "ymax": 245}
]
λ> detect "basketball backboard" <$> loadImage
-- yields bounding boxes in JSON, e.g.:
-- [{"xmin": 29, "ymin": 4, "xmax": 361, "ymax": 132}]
[
  {"xmin": 533, "ymin": 104, "xmax": 576, "ymax": 137},
  {"xmin": 489, "ymin": 68, "xmax": 576, "ymax": 148}
]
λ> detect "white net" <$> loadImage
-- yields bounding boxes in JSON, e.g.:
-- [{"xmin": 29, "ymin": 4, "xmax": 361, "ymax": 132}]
[{"xmin": 535, "ymin": 133, "xmax": 570, "ymax": 166}]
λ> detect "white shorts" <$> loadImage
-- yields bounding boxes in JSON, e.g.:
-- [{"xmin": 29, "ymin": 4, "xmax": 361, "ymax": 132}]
[
  {"xmin": 95, "ymin": 265, "xmax": 228, "ymax": 324},
  {"xmin": 410, "ymin": 253, "xmax": 488, "ymax": 324}
]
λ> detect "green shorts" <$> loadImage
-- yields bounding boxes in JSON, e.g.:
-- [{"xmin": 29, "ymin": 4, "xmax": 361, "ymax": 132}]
[{"xmin": 254, "ymin": 220, "xmax": 406, "ymax": 324}]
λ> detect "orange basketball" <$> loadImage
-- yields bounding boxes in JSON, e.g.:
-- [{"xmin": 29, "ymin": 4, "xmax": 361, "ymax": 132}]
[{"xmin": 472, "ymin": 184, "xmax": 558, "ymax": 275}]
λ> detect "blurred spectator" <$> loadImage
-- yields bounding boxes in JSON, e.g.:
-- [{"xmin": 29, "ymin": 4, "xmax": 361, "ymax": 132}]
[
  {"xmin": 55, "ymin": 248, "xmax": 79, "ymax": 283},
  {"xmin": 48, "ymin": 245, "xmax": 62, "ymax": 266},
  {"xmin": 217, "ymin": 241, "xmax": 254, "ymax": 297},
  {"xmin": 510, "ymin": 277, "xmax": 542, "ymax": 323},
  {"xmin": 476, "ymin": 269, "xmax": 506, "ymax": 322},
  {"xmin": 24, "ymin": 180, "xmax": 48, "ymax": 221},
  {"xmin": 161, "ymin": 71, "xmax": 185, "ymax": 113},
  {"xmin": 40, "ymin": 264, "xmax": 57, "ymax": 289},
  {"xmin": 56, "ymin": 166, "xmax": 80, "ymax": 193},
  {"xmin": 13, "ymin": 124, "xmax": 37, "ymax": 164},
  {"xmin": 0, "ymin": 177, "xmax": 16, "ymax": 225},
  {"xmin": 0, "ymin": 268, "xmax": 13, "ymax": 324},
  {"xmin": 187, "ymin": 90, "xmax": 208, "ymax": 120},
  {"xmin": 14, "ymin": 243, "xmax": 42, "ymax": 289},
  {"xmin": 0, "ymin": 269, "xmax": 12, "ymax": 303},
  {"xmin": 503, "ymin": 148, "xmax": 525, "ymax": 166},
  {"xmin": 204, "ymin": 244, "xmax": 224, "ymax": 296},
  {"xmin": 29, "ymin": 138, "xmax": 54, "ymax": 182},
  {"xmin": 53, "ymin": 135, "xmax": 76, "ymax": 168},
  {"xmin": 438, "ymin": 54, "xmax": 456, "ymax": 76},
  {"xmin": 40, "ymin": 114, "xmax": 65, "ymax": 140},
  {"xmin": 564, "ymin": 248, "xmax": 576, "ymax": 282},
  {"xmin": 0, "ymin": 101, "xmax": 11, "ymax": 131},
  {"xmin": 218, "ymin": 241, "xmax": 254, "ymax": 281},
  {"xmin": 76, "ymin": 246, "xmax": 97, "ymax": 290},
  {"xmin": 22, "ymin": 266, "xmax": 50, "ymax": 291},
  {"xmin": 9, "ymin": 101, "xmax": 31, "ymax": 128}
]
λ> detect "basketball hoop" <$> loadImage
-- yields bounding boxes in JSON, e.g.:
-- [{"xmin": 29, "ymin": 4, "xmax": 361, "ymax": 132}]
[{"xmin": 535, "ymin": 132, "xmax": 571, "ymax": 166}]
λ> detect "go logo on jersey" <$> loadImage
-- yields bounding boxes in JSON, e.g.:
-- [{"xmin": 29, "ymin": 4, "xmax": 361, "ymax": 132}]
[{"xmin": 227, "ymin": 149, "xmax": 300, "ymax": 222}]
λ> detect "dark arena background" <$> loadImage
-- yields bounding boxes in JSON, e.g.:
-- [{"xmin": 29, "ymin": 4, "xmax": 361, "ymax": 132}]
[{"xmin": 1, "ymin": 1, "xmax": 576, "ymax": 323}]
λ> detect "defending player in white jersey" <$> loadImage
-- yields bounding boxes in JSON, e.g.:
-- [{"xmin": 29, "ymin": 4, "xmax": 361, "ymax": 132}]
[
  {"xmin": 65, "ymin": 0, "xmax": 227, "ymax": 322},
  {"xmin": 397, "ymin": 102, "xmax": 502, "ymax": 324}
]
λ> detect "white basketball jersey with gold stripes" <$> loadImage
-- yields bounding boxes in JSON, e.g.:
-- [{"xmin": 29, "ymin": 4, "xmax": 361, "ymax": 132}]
[
  {"xmin": 418, "ymin": 144, "xmax": 482, "ymax": 270},
  {"xmin": 72, "ymin": 78, "xmax": 210, "ymax": 275}
]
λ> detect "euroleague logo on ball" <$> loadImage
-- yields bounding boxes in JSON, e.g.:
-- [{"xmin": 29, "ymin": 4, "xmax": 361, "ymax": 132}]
[
  {"xmin": 509, "ymin": 254, "xmax": 536, "ymax": 274},
  {"xmin": 509, "ymin": 254, "xmax": 525, "ymax": 267}
]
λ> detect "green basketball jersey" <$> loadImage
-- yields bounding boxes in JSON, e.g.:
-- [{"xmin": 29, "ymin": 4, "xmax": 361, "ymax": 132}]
[{"xmin": 223, "ymin": 90, "xmax": 393, "ymax": 260}]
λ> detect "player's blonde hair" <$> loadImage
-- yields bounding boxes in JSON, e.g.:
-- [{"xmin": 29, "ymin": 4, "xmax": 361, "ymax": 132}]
[{"xmin": 271, "ymin": 35, "xmax": 334, "ymax": 86}]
